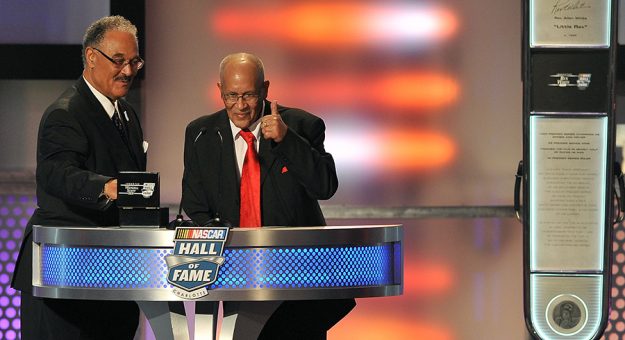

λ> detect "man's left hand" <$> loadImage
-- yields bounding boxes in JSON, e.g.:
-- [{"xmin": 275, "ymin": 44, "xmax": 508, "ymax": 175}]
[{"xmin": 261, "ymin": 101, "xmax": 287, "ymax": 143}]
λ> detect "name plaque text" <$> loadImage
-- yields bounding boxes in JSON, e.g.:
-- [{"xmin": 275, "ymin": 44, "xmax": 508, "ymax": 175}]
[{"xmin": 530, "ymin": 0, "xmax": 611, "ymax": 47}]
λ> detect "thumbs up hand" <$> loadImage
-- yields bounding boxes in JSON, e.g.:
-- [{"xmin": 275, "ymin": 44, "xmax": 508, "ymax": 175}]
[{"xmin": 261, "ymin": 101, "xmax": 287, "ymax": 143}]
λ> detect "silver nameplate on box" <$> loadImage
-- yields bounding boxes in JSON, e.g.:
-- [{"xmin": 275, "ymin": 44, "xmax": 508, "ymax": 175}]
[
  {"xmin": 529, "ymin": 115, "xmax": 607, "ymax": 271},
  {"xmin": 548, "ymin": 73, "xmax": 592, "ymax": 90},
  {"xmin": 529, "ymin": 0, "xmax": 611, "ymax": 48}
]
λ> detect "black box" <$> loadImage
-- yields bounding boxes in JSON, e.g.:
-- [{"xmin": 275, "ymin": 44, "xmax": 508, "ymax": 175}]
[
  {"xmin": 117, "ymin": 171, "xmax": 160, "ymax": 227},
  {"xmin": 119, "ymin": 207, "xmax": 160, "ymax": 227}
]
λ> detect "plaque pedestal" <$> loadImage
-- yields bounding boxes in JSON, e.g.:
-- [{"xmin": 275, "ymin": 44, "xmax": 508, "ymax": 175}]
[{"xmin": 522, "ymin": 0, "xmax": 616, "ymax": 338}]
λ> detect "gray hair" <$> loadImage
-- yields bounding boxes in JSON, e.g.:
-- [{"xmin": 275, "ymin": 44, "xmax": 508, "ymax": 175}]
[
  {"xmin": 82, "ymin": 15, "xmax": 138, "ymax": 67},
  {"xmin": 219, "ymin": 53, "xmax": 265, "ymax": 86}
]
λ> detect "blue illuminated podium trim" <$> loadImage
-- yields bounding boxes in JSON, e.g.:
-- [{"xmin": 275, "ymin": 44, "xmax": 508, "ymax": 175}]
[{"xmin": 32, "ymin": 225, "xmax": 403, "ymax": 301}]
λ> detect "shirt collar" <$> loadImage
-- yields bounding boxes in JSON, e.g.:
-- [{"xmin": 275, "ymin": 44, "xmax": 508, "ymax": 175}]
[{"xmin": 83, "ymin": 76, "xmax": 117, "ymax": 119}]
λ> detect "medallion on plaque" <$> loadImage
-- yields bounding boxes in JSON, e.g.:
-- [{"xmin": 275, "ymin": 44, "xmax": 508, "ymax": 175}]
[
  {"xmin": 546, "ymin": 294, "xmax": 588, "ymax": 336},
  {"xmin": 529, "ymin": 0, "xmax": 611, "ymax": 47}
]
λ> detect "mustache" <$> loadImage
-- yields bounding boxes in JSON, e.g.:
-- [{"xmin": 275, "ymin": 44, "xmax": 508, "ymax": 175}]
[{"xmin": 114, "ymin": 75, "xmax": 132, "ymax": 82}]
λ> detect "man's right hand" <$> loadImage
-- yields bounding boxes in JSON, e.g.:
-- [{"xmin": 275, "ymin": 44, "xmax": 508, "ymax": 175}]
[{"xmin": 103, "ymin": 179, "xmax": 118, "ymax": 200}]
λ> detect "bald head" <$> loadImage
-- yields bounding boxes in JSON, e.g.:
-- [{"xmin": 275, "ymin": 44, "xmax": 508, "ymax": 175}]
[
  {"xmin": 217, "ymin": 53, "xmax": 270, "ymax": 129},
  {"xmin": 219, "ymin": 53, "xmax": 265, "ymax": 87}
]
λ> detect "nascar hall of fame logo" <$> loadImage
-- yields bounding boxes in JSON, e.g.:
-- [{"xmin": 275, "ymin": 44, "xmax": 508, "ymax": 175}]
[{"xmin": 165, "ymin": 227, "xmax": 229, "ymax": 299}]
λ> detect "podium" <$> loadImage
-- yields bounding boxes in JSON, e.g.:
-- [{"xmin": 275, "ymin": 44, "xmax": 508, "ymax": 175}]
[{"xmin": 31, "ymin": 225, "xmax": 403, "ymax": 339}]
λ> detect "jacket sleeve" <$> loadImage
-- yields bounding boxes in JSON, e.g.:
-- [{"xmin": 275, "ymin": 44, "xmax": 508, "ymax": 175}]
[
  {"xmin": 181, "ymin": 124, "xmax": 213, "ymax": 225},
  {"xmin": 36, "ymin": 109, "xmax": 112, "ymax": 210},
  {"xmin": 271, "ymin": 115, "xmax": 338, "ymax": 200}
]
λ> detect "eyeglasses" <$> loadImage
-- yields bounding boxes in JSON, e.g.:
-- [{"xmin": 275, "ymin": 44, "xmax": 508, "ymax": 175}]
[
  {"xmin": 92, "ymin": 47, "xmax": 144, "ymax": 70},
  {"xmin": 222, "ymin": 92, "xmax": 260, "ymax": 104}
]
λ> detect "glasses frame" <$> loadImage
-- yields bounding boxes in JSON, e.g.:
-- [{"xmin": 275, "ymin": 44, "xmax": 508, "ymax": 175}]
[
  {"xmin": 92, "ymin": 47, "xmax": 144, "ymax": 70},
  {"xmin": 222, "ymin": 92, "xmax": 261, "ymax": 104}
]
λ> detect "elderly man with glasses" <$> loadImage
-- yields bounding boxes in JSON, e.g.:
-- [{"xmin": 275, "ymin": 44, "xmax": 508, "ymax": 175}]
[
  {"xmin": 12, "ymin": 15, "xmax": 146, "ymax": 340},
  {"xmin": 182, "ymin": 52, "xmax": 355, "ymax": 339}
]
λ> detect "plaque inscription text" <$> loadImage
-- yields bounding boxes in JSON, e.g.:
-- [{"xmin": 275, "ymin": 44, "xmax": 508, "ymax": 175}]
[{"xmin": 530, "ymin": 115, "xmax": 607, "ymax": 271}]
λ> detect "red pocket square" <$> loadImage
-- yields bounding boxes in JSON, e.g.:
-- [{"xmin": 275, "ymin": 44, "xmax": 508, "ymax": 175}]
[{"xmin": 281, "ymin": 166, "xmax": 288, "ymax": 174}]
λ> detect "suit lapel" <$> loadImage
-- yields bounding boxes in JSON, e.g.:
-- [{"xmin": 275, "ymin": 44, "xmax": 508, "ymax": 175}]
[
  {"xmin": 259, "ymin": 100, "xmax": 277, "ymax": 185},
  {"xmin": 76, "ymin": 78, "xmax": 140, "ymax": 171},
  {"xmin": 216, "ymin": 113, "xmax": 238, "ymax": 202},
  {"xmin": 195, "ymin": 112, "xmax": 239, "ymax": 222},
  {"xmin": 259, "ymin": 135, "xmax": 276, "ymax": 185},
  {"xmin": 117, "ymin": 100, "xmax": 146, "ymax": 170}
]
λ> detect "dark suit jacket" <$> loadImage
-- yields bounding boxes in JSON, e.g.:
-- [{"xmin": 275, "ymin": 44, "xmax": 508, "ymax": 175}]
[
  {"xmin": 182, "ymin": 102, "xmax": 354, "ymax": 335},
  {"xmin": 11, "ymin": 77, "xmax": 146, "ymax": 293},
  {"xmin": 182, "ymin": 101, "xmax": 338, "ymax": 227}
]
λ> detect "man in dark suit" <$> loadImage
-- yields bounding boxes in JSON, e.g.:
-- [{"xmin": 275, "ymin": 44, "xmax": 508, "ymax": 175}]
[
  {"xmin": 182, "ymin": 52, "xmax": 355, "ymax": 339},
  {"xmin": 11, "ymin": 16, "xmax": 146, "ymax": 340}
]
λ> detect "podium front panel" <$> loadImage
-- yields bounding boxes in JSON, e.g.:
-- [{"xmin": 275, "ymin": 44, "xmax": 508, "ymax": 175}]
[{"xmin": 32, "ymin": 225, "xmax": 403, "ymax": 301}]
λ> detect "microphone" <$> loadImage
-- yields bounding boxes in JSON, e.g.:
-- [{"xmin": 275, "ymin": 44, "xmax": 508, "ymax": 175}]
[
  {"xmin": 214, "ymin": 127, "xmax": 224, "ymax": 221},
  {"xmin": 194, "ymin": 127, "xmax": 207, "ymax": 143},
  {"xmin": 167, "ymin": 126, "xmax": 207, "ymax": 229},
  {"xmin": 167, "ymin": 200, "xmax": 194, "ymax": 230},
  {"xmin": 169, "ymin": 125, "xmax": 232, "ymax": 229},
  {"xmin": 214, "ymin": 126, "xmax": 223, "ymax": 143},
  {"xmin": 202, "ymin": 216, "xmax": 232, "ymax": 228},
  {"xmin": 206, "ymin": 126, "xmax": 233, "ymax": 229}
]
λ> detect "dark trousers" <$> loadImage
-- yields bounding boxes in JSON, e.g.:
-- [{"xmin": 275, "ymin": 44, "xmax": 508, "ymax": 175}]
[
  {"xmin": 257, "ymin": 299, "xmax": 356, "ymax": 340},
  {"xmin": 219, "ymin": 299, "xmax": 355, "ymax": 340},
  {"xmin": 20, "ymin": 292, "xmax": 139, "ymax": 340}
]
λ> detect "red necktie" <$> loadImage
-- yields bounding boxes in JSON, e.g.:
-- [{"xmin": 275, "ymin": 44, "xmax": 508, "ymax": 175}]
[{"xmin": 239, "ymin": 129, "xmax": 261, "ymax": 228}]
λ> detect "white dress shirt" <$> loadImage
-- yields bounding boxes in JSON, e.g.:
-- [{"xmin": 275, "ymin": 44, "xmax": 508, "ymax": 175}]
[{"xmin": 83, "ymin": 76, "xmax": 119, "ymax": 119}]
